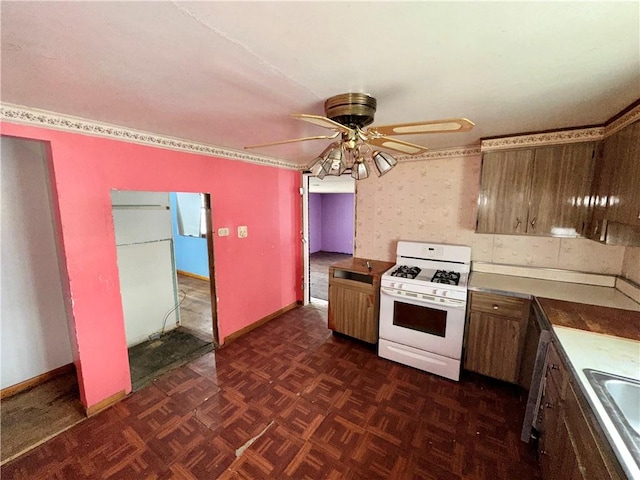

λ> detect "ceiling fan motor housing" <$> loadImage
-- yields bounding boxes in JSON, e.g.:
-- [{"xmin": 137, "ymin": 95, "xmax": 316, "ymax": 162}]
[{"xmin": 324, "ymin": 93, "xmax": 377, "ymax": 129}]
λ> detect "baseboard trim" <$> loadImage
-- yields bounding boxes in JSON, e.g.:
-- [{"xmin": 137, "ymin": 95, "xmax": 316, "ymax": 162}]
[
  {"xmin": 86, "ymin": 390, "xmax": 126, "ymax": 417},
  {"xmin": 1, "ymin": 363, "xmax": 75, "ymax": 399},
  {"xmin": 222, "ymin": 302, "xmax": 298, "ymax": 345},
  {"xmin": 177, "ymin": 270, "xmax": 210, "ymax": 281}
]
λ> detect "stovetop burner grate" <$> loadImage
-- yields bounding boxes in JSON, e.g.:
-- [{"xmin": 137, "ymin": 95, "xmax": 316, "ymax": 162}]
[
  {"xmin": 431, "ymin": 270, "xmax": 461, "ymax": 285},
  {"xmin": 390, "ymin": 265, "xmax": 421, "ymax": 279}
]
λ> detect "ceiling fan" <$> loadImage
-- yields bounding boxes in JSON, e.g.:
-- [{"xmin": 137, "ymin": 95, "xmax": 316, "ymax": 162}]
[{"xmin": 245, "ymin": 93, "xmax": 474, "ymax": 180}]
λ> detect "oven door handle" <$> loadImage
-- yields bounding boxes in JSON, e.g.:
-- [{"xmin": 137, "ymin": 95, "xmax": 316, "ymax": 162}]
[{"xmin": 380, "ymin": 287, "xmax": 466, "ymax": 308}]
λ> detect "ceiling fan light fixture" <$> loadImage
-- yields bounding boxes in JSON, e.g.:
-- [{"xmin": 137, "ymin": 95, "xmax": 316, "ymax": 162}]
[
  {"xmin": 308, "ymin": 142, "xmax": 339, "ymax": 179},
  {"xmin": 351, "ymin": 158, "xmax": 369, "ymax": 180},
  {"xmin": 323, "ymin": 144, "xmax": 347, "ymax": 176},
  {"xmin": 372, "ymin": 151, "xmax": 397, "ymax": 177}
]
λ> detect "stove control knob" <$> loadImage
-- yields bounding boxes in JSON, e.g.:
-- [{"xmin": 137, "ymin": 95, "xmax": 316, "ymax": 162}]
[{"xmin": 442, "ymin": 290, "xmax": 448, "ymax": 296}]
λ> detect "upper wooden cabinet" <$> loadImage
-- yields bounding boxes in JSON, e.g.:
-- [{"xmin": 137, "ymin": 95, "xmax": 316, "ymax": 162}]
[
  {"xmin": 587, "ymin": 120, "xmax": 640, "ymax": 245},
  {"xmin": 477, "ymin": 142, "xmax": 596, "ymax": 236}
]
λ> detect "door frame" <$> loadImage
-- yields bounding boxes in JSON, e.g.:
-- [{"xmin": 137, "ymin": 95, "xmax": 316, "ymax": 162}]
[
  {"xmin": 203, "ymin": 193, "xmax": 220, "ymax": 346},
  {"xmin": 302, "ymin": 174, "xmax": 311, "ymax": 305}
]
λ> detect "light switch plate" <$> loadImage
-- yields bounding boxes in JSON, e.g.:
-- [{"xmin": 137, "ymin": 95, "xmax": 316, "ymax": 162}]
[
  {"xmin": 218, "ymin": 227, "xmax": 229, "ymax": 237},
  {"xmin": 238, "ymin": 226, "xmax": 248, "ymax": 238}
]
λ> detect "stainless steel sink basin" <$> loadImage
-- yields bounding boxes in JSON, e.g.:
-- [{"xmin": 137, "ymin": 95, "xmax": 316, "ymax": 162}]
[{"xmin": 584, "ymin": 369, "xmax": 640, "ymax": 465}]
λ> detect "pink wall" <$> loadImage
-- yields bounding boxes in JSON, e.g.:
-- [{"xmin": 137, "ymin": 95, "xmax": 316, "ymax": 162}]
[{"xmin": 1, "ymin": 122, "xmax": 302, "ymax": 410}]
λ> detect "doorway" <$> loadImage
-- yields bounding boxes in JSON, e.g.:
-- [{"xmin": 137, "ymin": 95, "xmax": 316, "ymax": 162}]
[
  {"xmin": 111, "ymin": 190, "xmax": 218, "ymax": 390},
  {"xmin": 303, "ymin": 175, "xmax": 356, "ymax": 304},
  {"xmin": 1, "ymin": 136, "xmax": 82, "ymax": 462},
  {"xmin": 171, "ymin": 192, "xmax": 217, "ymax": 343}
]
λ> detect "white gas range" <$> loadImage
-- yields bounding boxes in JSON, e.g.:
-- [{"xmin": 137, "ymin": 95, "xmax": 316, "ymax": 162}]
[{"xmin": 378, "ymin": 241, "xmax": 471, "ymax": 381}]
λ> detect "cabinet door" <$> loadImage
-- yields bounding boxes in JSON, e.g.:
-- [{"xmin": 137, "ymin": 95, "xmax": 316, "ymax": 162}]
[
  {"xmin": 476, "ymin": 149, "xmax": 534, "ymax": 234},
  {"xmin": 529, "ymin": 142, "xmax": 596, "ymax": 236},
  {"xmin": 554, "ymin": 417, "xmax": 584, "ymax": 480},
  {"xmin": 328, "ymin": 285, "xmax": 376, "ymax": 343},
  {"xmin": 611, "ymin": 121, "xmax": 640, "ymax": 226},
  {"xmin": 464, "ymin": 311, "xmax": 523, "ymax": 383}
]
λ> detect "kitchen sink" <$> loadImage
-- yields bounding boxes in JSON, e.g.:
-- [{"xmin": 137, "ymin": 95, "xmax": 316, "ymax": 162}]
[{"xmin": 584, "ymin": 369, "xmax": 640, "ymax": 465}]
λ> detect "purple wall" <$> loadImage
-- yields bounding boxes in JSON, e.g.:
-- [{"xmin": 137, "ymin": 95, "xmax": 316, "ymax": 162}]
[
  {"xmin": 308, "ymin": 193, "xmax": 354, "ymax": 255},
  {"xmin": 321, "ymin": 194, "xmax": 354, "ymax": 254},
  {"xmin": 309, "ymin": 193, "xmax": 322, "ymax": 254}
]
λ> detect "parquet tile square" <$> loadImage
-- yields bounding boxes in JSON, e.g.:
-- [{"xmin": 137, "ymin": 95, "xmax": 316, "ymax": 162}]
[
  {"xmin": 332, "ymin": 386, "xmax": 378, "ymax": 427},
  {"xmin": 366, "ymin": 404, "xmax": 418, "ymax": 447},
  {"xmin": 222, "ymin": 370, "xmax": 272, "ymax": 402},
  {"xmin": 1, "ymin": 304, "xmax": 543, "ymax": 480},
  {"xmin": 194, "ymin": 390, "xmax": 248, "ymax": 430},
  {"xmin": 153, "ymin": 365, "xmax": 220, "ymax": 411},
  {"xmin": 144, "ymin": 413, "xmax": 214, "ymax": 464},
  {"xmin": 247, "ymin": 383, "xmax": 298, "ymax": 418},
  {"xmin": 217, "ymin": 406, "xmax": 272, "ymax": 451},
  {"xmin": 349, "ymin": 431, "xmax": 411, "ymax": 479},
  {"xmin": 275, "ymin": 362, "xmax": 317, "ymax": 394},
  {"xmin": 309, "ymin": 411, "xmax": 367, "ymax": 461},
  {"xmin": 281, "ymin": 441, "xmax": 347, "ymax": 480},
  {"xmin": 300, "ymin": 372, "xmax": 347, "ymax": 410},
  {"xmin": 228, "ymin": 423, "xmax": 303, "ymax": 478},
  {"xmin": 165, "ymin": 435, "xmax": 235, "ymax": 479},
  {"xmin": 277, "ymin": 397, "xmax": 326, "ymax": 440}
]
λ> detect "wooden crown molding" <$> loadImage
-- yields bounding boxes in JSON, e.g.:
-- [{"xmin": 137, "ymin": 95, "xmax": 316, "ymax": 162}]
[
  {"xmin": 399, "ymin": 145, "xmax": 481, "ymax": 162},
  {"xmin": 604, "ymin": 102, "xmax": 640, "ymax": 137},
  {"xmin": 481, "ymin": 101, "xmax": 640, "ymax": 152},
  {"xmin": 0, "ymin": 103, "xmax": 299, "ymax": 170},
  {"xmin": 480, "ymin": 127, "xmax": 604, "ymax": 152}
]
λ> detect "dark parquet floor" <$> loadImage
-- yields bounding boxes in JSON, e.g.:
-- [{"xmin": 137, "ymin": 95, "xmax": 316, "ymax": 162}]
[
  {"xmin": 1, "ymin": 304, "xmax": 542, "ymax": 479},
  {"xmin": 310, "ymin": 251, "xmax": 352, "ymax": 301}
]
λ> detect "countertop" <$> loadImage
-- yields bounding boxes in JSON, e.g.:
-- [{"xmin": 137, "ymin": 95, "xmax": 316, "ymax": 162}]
[
  {"xmin": 329, "ymin": 257, "xmax": 395, "ymax": 277},
  {"xmin": 537, "ymin": 297, "xmax": 640, "ymax": 341},
  {"xmin": 469, "ymin": 271, "xmax": 640, "ymax": 311},
  {"xmin": 470, "ymin": 271, "xmax": 640, "ymax": 478}
]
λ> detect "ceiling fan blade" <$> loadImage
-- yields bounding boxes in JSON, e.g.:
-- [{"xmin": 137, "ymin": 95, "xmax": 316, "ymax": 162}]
[
  {"xmin": 367, "ymin": 136, "xmax": 428, "ymax": 155},
  {"xmin": 244, "ymin": 132, "xmax": 339, "ymax": 149},
  {"xmin": 291, "ymin": 113, "xmax": 353, "ymax": 134},
  {"xmin": 369, "ymin": 118, "xmax": 475, "ymax": 136}
]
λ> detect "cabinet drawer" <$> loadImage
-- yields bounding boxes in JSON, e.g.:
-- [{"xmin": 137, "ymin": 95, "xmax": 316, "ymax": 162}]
[{"xmin": 470, "ymin": 292, "xmax": 528, "ymax": 319}]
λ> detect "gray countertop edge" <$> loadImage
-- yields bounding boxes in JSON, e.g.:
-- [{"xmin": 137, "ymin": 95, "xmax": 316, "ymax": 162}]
[{"xmin": 467, "ymin": 284, "xmax": 533, "ymax": 299}]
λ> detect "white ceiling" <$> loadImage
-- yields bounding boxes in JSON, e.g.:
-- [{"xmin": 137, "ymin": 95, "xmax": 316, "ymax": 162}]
[{"xmin": 1, "ymin": 2, "xmax": 638, "ymax": 167}]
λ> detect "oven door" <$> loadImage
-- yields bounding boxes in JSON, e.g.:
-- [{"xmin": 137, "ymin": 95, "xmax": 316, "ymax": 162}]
[{"xmin": 378, "ymin": 286, "xmax": 466, "ymax": 360}]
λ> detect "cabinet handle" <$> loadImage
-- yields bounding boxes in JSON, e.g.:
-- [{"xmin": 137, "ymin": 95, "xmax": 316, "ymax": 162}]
[
  {"xmin": 544, "ymin": 402, "xmax": 553, "ymax": 409},
  {"xmin": 550, "ymin": 364, "xmax": 559, "ymax": 370},
  {"xmin": 530, "ymin": 216, "xmax": 537, "ymax": 231},
  {"xmin": 492, "ymin": 304, "xmax": 499, "ymax": 310},
  {"xmin": 514, "ymin": 217, "xmax": 522, "ymax": 230},
  {"xmin": 540, "ymin": 450, "xmax": 548, "ymax": 456}
]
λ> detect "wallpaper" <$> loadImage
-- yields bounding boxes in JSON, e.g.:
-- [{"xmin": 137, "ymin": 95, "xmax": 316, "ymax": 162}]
[{"xmin": 354, "ymin": 154, "xmax": 626, "ymax": 276}]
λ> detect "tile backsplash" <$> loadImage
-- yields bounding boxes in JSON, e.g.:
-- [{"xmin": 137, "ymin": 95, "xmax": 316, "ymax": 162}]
[
  {"xmin": 354, "ymin": 154, "xmax": 628, "ymax": 277},
  {"xmin": 622, "ymin": 247, "xmax": 640, "ymax": 284}
]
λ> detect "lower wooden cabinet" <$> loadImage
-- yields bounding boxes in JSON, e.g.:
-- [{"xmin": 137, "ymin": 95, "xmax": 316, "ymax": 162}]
[
  {"xmin": 327, "ymin": 258, "xmax": 392, "ymax": 344},
  {"xmin": 537, "ymin": 342, "xmax": 625, "ymax": 479},
  {"xmin": 328, "ymin": 283, "xmax": 376, "ymax": 343},
  {"xmin": 464, "ymin": 292, "xmax": 530, "ymax": 383}
]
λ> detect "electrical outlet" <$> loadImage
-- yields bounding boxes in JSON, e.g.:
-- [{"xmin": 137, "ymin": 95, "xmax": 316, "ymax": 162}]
[
  {"xmin": 238, "ymin": 226, "xmax": 248, "ymax": 238},
  {"xmin": 218, "ymin": 227, "xmax": 229, "ymax": 237}
]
